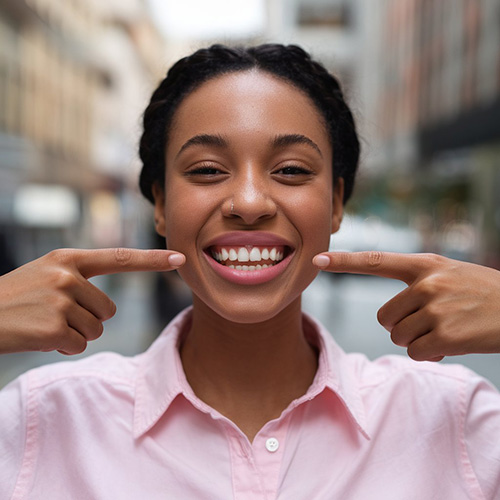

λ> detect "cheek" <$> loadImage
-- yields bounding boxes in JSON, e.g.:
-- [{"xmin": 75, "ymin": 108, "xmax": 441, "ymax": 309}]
[
  {"xmin": 284, "ymin": 186, "xmax": 333, "ymax": 251},
  {"xmin": 162, "ymin": 185, "xmax": 216, "ymax": 251}
]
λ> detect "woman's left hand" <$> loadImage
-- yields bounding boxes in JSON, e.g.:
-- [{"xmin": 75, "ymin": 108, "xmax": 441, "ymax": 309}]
[{"xmin": 313, "ymin": 251, "xmax": 500, "ymax": 361}]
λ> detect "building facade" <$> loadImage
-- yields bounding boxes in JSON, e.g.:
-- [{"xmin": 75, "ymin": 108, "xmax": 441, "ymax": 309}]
[{"xmin": 0, "ymin": 0, "xmax": 166, "ymax": 269}]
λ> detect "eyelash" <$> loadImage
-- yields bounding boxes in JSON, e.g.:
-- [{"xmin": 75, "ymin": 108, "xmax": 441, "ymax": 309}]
[
  {"xmin": 184, "ymin": 164, "xmax": 314, "ymax": 181},
  {"xmin": 274, "ymin": 165, "xmax": 313, "ymax": 176},
  {"xmin": 185, "ymin": 165, "xmax": 225, "ymax": 176}
]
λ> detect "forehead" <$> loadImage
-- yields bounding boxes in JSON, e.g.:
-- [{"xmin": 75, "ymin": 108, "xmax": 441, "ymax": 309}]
[{"xmin": 167, "ymin": 70, "xmax": 330, "ymax": 156}]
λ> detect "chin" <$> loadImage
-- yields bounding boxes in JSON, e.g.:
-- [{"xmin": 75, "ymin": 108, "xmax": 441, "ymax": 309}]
[
  {"xmin": 190, "ymin": 268, "xmax": 319, "ymax": 325},
  {"xmin": 208, "ymin": 296, "xmax": 298, "ymax": 325}
]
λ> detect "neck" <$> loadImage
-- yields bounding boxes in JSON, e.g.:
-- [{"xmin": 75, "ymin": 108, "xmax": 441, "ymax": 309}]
[{"xmin": 180, "ymin": 295, "xmax": 318, "ymax": 441}]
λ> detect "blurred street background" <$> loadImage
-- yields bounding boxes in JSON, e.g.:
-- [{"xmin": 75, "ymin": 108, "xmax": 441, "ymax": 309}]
[{"xmin": 0, "ymin": 0, "xmax": 499, "ymax": 389}]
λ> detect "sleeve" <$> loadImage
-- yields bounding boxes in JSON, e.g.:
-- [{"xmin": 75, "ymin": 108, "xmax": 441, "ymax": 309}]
[
  {"xmin": 0, "ymin": 375, "xmax": 29, "ymax": 499},
  {"xmin": 463, "ymin": 371, "xmax": 500, "ymax": 500}
]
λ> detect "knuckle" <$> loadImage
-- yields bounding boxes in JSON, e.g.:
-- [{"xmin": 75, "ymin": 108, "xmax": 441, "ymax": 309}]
[
  {"xmin": 376, "ymin": 307, "xmax": 391, "ymax": 330},
  {"xmin": 336, "ymin": 252, "xmax": 351, "ymax": 269},
  {"xmin": 86, "ymin": 322, "xmax": 104, "ymax": 341},
  {"xmin": 52, "ymin": 270, "xmax": 78, "ymax": 291},
  {"xmin": 97, "ymin": 321, "xmax": 105, "ymax": 336},
  {"xmin": 146, "ymin": 250, "xmax": 163, "ymax": 269},
  {"xmin": 432, "ymin": 326, "xmax": 454, "ymax": 347},
  {"xmin": 415, "ymin": 275, "xmax": 441, "ymax": 298},
  {"xmin": 407, "ymin": 345, "xmax": 425, "ymax": 361},
  {"xmin": 114, "ymin": 248, "xmax": 133, "ymax": 266},
  {"xmin": 420, "ymin": 252, "xmax": 449, "ymax": 272},
  {"xmin": 70, "ymin": 338, "xmax": 87, "ymax": 355},
  {"xmin": 109, "ymin": 300, "xmax": 117, "ymax": 317},
  {"xmin": 390, "ymin": 326, "xmax": 407, "ymax": 347},
  {"xmin": 423, "ymin": 302, "xmax": 442, "ymax": 322},
  {"xmin": 50, "ymin": 293, "xmax": 74, "ymax": 314},
  {"xmin": 47, "ymin": 248, "xmax": 74, "ymax": 264},
  {"xmin": 101, "ymin": 299, "xmax": 117, "ymax": 321},
  {"xmin": 39, "ymin": 319, "xmax": 68, "ymax": 350},
  {"xmin": 366, "ymin": 251, "xmax": 383, "ymax": 268}
]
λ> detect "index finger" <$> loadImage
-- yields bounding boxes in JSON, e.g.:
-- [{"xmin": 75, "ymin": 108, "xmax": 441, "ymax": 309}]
[
  {"xmin": 312, "ymin": 251, "xmax": 437, "ymax": 284},
  {"xmin": 53, "ymin": 248, "xmax": 186, "ymax": 278}
]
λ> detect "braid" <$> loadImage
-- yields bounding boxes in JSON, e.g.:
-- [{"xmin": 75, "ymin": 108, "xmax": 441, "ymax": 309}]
[{"xmin": 139, "ymin": 43, "xmax": 360, "ymax": 204}]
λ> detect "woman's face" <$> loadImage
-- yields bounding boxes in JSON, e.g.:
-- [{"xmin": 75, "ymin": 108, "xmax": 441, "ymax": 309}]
[{"xmin": 154, "ymin": 70, "xmax": 343, "ymax": 323}]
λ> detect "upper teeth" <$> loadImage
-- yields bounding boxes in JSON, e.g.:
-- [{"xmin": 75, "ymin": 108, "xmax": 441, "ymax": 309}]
[{"xmin": 212, "ymin": 246, "xmax": 284, "ymax": 264}]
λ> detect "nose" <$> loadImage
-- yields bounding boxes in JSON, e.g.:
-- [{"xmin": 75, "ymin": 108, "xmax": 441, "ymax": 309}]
[{"xmin": 226, "ymin": 169, "xmax": 277, "ymax": 225}]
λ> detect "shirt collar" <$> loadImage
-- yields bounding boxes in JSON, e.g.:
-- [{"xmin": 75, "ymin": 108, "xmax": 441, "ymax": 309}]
[
  {"xmin": 301, "ymin": 313, "xmax": 370, "ymax": 440},
  {"xmin": 134, "ymin": 307, "xmax": 370, "ymax": 440}
]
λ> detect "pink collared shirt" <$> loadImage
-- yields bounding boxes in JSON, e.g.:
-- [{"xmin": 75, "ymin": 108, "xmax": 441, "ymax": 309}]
[{"xmin": 1, "ymin": 308, "xmax": 499, "ymax": 499}]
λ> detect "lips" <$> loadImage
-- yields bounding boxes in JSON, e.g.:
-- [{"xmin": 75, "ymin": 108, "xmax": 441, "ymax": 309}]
[{"xmin": 203, "ymin": 232, "xmax": 295, "ymax": 285}]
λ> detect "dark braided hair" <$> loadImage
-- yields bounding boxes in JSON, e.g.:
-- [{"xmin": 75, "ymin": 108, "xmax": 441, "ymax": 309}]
[{"xmin": 139, "ymin": 43, "xmax": 360, "ymax": 205}]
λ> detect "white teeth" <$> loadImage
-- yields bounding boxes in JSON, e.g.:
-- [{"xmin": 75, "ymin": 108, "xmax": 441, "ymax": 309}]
[
  {"xmin": 237, "ymin": 248, "xmax": 249, "ymax": 262},
  {"xmin": 249, "ymin": 247, "xmax": 261, "ymax": 262},
  {"xmin": 229, "ymin": 249, "xmax": 238, "ymax": 261},
  {"xmin": 212, "ymin": 246, "xmax": 287, "ymax": 268},
  {"xmin": 228, "ymin": 264, "xmax": 268, "ymax": 271}
]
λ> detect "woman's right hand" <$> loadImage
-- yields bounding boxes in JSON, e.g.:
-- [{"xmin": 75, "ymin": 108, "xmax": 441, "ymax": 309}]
[
  {"xmin": 313, "ymin": 251, "xmax": 500, "ymax": 362},
  {"xmin": 0, "ymin": 248, "xmax": 185, "ymax": 355}
]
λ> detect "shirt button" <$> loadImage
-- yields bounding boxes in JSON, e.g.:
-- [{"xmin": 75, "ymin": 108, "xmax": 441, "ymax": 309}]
[{"xmin": 265, "ymin": 437, "xmax": 279, "ymax": 453}]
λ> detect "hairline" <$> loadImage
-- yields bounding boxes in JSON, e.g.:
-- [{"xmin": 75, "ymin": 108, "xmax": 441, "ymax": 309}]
[{"xmin": 163, "ymin": 67, "xmax": 334, "ymax": 171}]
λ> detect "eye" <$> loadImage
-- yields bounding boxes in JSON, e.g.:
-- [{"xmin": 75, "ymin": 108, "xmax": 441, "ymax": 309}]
[
  {"xmin": 275, "ymin": 166, "xmax": 313, "ymax": 176},
  {"xmin": 184, "ymin": 164, "xmax": 228, "ymax": 181},
  {"xmin": 187, "ymin": 167, "xmax": 220, "ymax": 175},
  {"xmin": 272, "ymin": 165, "xmax": 315, "ymax": 185}
]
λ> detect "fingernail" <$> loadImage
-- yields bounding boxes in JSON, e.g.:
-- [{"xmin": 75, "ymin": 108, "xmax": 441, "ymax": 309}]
[
  {"xmin": 313, "ymin": 255, "xmax": 330, "ymax": 268},
  {"xmin": 168, "ymin": 253, "xmax": 185, "ymax": 267}
]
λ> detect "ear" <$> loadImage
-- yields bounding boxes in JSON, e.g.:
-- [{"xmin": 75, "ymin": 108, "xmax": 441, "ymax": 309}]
[
  {"xmin": 152, "ymin": 182, "xmax": 167, "ymax": 237},
  {"xmin": 331, "ymin": 177, "xmax": 344, "ymax": 234}
]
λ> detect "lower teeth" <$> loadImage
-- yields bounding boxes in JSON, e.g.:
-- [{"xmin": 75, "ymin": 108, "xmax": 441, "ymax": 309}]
[{"xmin": 228, "ymin": 264, "xmax": 272, "ymax": 271}]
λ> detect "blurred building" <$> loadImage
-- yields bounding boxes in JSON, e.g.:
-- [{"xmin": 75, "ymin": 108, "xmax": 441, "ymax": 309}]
[
  {"xmin": 266, "ymin": 0, "xmax": 358, "ymax": 98},
  {"xmin": 0, "ymin": 0, "xmax": 166, "ymax": 269},
  {"xmin": 353, "ymin": 0, "xmax": 500, "ymax": 266}
]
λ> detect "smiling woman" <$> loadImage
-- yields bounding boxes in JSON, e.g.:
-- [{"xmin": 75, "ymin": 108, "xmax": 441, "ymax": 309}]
[
  {"xmin": 152, "ymin": 68, "xmax": 340, "ymax": 324},
  {"xmin": 1, "ymin": 44, "xmax": 500, "ymax": 499}
]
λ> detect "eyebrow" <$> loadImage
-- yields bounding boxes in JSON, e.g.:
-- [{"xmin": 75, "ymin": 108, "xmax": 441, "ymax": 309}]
[
  {"xmin": 175, "ymin": 132, "xmax": 323, "ymax": 158},
  {"xmin": 271, "ymin": 134, "xmax": 323, "ymax": 158},
  {"xmin": 176, "ymin": 134, "xmax": 227, "ymax": 158}
]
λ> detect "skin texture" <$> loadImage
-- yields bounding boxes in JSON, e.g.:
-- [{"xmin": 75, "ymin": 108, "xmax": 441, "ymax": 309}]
[
  {"xmin": 153, "ymin": 70, "xmax": 344, "ymax": 439},
  {"xmin": 154, "ymin": 70, "xmax": 343, "ymax": 323}
]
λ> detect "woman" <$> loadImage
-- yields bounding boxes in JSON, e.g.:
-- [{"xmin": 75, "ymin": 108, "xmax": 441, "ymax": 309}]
[{"xmin": 1, "ymin": 44, "xmax": 499, "ymax": 499}]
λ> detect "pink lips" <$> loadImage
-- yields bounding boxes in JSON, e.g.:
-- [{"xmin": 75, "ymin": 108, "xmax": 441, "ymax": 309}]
[{"xmin": 203, "ymin": 231, "xmax": 295, "ymax": 285}]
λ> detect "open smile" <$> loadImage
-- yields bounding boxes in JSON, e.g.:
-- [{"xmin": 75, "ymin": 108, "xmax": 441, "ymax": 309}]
[
  {"xmin": 203, "ymin": 233, "xmax": 295, "ymax": 285},
  {"xmin": 210, "ymin": 245, "xmax": 288, "ymax": 271}
]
